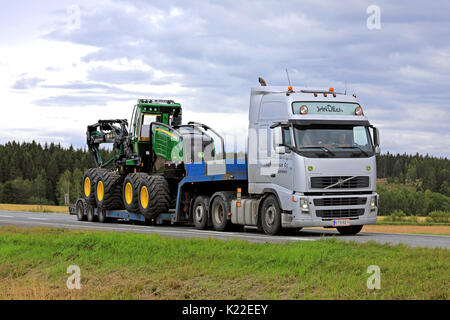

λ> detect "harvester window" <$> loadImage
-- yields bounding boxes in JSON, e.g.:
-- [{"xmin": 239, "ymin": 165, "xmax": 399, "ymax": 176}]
[{"xmin": 140, "ymin": 114, "xmax": 160, "ymax": 138}]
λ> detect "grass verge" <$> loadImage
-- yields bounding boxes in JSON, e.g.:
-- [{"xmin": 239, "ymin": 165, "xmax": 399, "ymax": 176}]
[
  {"xmin": 0, "ymin": 226, "xmax": 448, "ymax": 300},
  {"xmin": 0, "ymin": 204, "xmax": 68, "ymax": 213}
]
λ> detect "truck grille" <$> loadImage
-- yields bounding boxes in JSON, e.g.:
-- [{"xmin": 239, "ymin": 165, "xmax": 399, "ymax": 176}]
[
  {"xmin": 311, "ymin": 176, "xmax": 369, "ymax": 189},
  {"xmin": 316, "ymin": 208, "xmax": 364, "ymax": 218},
  {"xmin": 314, "ymin": 197, "xmax": 367, "ymax": 206}
]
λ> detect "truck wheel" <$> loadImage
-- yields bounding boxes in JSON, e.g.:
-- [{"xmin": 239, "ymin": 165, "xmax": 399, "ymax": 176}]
[
  {"xmin": 76, "ymin": 200, "xmax": 86, "ymax": 221},
  {"xmin": 210, "ymin": 193, "xmax": 232, "ymax": 231},
  {"xmin": 123, "ymin": 173, "xmax": 146, "ymax": 213},
  {"xmin": 98, "ymin": 208, "xmax": 107, "ymax": 223},
  {"xmin": 96, "ymin": 171, "xmax": 124, "ymax": 210},
  {"xmin": 193, "ymin": 195, "xmax": 209, "ymax": 230},
  {"xmin": 336, "ymin": 225, "xmax": 363, "ymax": 235},
  {"xmin": 86, "ymin": 205, "xmax": 96, "ymax": 222},
  {"xmin": 83, "ymin": 168, "xmax": 107, "ymax": 205},
  {"xmin": 138, "ymin": 175, "xmax": 170, "ymax": 219},
  {"xmin": 261, "ymin": 195, "xmax": 282, "ymax": 235}
]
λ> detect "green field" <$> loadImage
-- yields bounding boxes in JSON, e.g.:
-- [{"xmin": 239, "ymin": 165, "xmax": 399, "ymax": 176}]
[{"xmin": 0, "ymin": 226, "xmax": 448, "ymax": 300}]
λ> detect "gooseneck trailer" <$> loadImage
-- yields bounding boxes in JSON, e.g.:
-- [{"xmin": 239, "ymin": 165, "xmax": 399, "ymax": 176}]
[{"xmin": 70, "ymin": 80, "xmax": 380, "ymax": 235}]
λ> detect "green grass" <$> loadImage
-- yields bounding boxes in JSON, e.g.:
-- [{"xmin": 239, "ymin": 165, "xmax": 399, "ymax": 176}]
[{"xmin": 0, "ymin": 226, "xmax": 448, "ymax": 300}]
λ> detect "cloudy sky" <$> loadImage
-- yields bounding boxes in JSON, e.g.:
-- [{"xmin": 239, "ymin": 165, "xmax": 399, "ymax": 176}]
[{"xmin": 1, "ymin": 0, "xmax": 449, "ymax": 157}]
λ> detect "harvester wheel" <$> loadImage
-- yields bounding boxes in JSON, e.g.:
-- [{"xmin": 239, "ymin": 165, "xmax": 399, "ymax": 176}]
[
  {"xmin": 96, "ymin": 171, "xmax": 124, "ymax": 210},
  {"xmin": 83, "ymin": 168, "xmax": 107, "ymax": 205},
  {"xmin": 138, "ymin": 175, "xmax": 170, "ymax": 219},
  {"xmin": 123, "ymin": 173, "xmax": 147, "ymax": 213}
]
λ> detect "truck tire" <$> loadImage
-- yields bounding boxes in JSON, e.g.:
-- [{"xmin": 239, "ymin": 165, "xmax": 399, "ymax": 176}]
[
  {"xmin": 138, "ymin": 175, "xmax": 170, "ymax": 219},
  {"xmin": 98, "ymin": 208, "xmax": 107, "ymax": 223},
  {"xmin": 210, "ymin": 192, "xmax": 233, "ymax": 231},
  {"xmin": 83, "ymin": 168, "xmax": 107, "ymax": 205},
  {"xmin": 76, "ymin": 200, "xmax": 86, "ymax": 221},
  {"xmin": 261, "ymin": 195, "xmax": 282, "ymax": 235},
  {"xmin": 86, "ymin": 205, "xmax": 96, "ymax": 222},
  {"xmin": 193, "ymin": 195, "xmax": 209, "ymax": 230},
  {"xmin": 96, "ymin": 171, "xmax": 124, "ymax": 210},
  {"xmin": 336, "ymin": 225, "xmax": 363, "ymax": 235},
  {"xmin": 123, "ymin": 173, "xmax": 147, "ymax": 213}
]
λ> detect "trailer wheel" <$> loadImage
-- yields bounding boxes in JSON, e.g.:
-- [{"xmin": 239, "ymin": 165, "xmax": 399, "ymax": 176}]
[
  {"xmin": 210, "ymin": 192, "xmax": 233, "ymax": 231},
  {"xmin": 83, "ymin": 168, "xmax": 107, "ymax": 205},
  {"xmin": 336, "ymin": 225, "xmax": 363, "ymax": 235},
  {"xmin": 98, "ymin": 208, "xmax": 107, "ymax": 223},
  {"xmin": 193, "ymin": 195, "xmax": 209, "ymax": 230},
  {"xmin": 138, "ymin": 175, "xmax": 170, "ymax": 219},
  {"xmin": 86, "ymin": 205, "xmax": 96, "ymax": 222},
  {"xmin": 76, "ymin": 200, "xmax": 86, "ymax": 221},
  {"xmin": 96, "ymin": 171, "xmax": 124, "ymax": 210},
  {"xmin": 123, "ymin": 173, "xmax": 146, "ymax": 213},
  {"xmin": 261, "ymin": 195, "xmax": 282, "ymax": 235}
]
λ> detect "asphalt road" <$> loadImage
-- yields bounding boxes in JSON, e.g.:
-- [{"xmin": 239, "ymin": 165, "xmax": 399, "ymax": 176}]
[{"xmin": 0, "ymin": 210, "xmax": 449, "ymax": 249}]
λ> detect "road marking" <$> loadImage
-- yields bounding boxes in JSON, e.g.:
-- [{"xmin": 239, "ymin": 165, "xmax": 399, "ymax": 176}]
[
  {"xmin": 0, "ymin": 215, "xmax": 13, "ymax": 218},
  {"xmin": 28, "ymin": 217, "xmax": 49, "ymax": 220}
]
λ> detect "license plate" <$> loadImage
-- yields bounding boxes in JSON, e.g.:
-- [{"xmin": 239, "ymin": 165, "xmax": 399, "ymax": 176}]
[{"xmin": 332, "ymin": 219, "xmax": 351, "ymax": 227}]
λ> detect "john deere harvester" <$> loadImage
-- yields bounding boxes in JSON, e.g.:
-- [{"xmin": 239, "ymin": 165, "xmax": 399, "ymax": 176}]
[{"xmin": 81, "ymin": 99, "xmax": 183, "ymax": 221}]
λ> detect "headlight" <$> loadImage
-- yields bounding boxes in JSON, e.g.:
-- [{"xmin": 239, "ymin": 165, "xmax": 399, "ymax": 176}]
[
  {"xmin": 300, "ymin": 198, "xmax": 309, "ymax": 213},
  {"xmin": 370, "ymin": 196, "xmax": 377, "ymax": 211}
]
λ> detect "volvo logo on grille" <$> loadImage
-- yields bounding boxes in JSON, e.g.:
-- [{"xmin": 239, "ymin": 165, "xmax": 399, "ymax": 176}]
[{"xmin": 324, "ymin": 176, "xmax": 357, "ymax": 189}]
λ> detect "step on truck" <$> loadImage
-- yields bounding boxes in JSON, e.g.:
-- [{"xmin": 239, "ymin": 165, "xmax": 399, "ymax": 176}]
[{"xmin": 70, "ymin": 79, "xmax": 380, "ymax": 235}]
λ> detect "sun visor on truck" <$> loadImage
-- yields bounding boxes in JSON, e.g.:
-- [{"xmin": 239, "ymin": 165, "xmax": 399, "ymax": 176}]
[{"xmin": 289, "ymin": 119, "xmax": 371, "ymax": 126}]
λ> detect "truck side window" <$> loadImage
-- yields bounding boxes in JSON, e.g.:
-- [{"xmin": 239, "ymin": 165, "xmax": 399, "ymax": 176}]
[{"xmin": 282, "ymin": 127, "xmax": 292, "ymax": 148}]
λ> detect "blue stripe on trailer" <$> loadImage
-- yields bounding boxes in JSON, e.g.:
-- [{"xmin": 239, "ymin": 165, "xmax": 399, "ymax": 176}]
[{"xmin": 96, "ymin": 209, "xmax": 146, "ymax": 222}]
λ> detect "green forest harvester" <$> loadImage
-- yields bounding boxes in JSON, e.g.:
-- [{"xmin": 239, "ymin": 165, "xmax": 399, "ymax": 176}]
[{"xmin": 73, "ymin": 98, "xmax": 243, "ymax": 225}]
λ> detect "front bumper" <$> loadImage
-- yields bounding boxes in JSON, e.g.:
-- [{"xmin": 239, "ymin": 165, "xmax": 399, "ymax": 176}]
[{"xmin": 282, "ymin": 193, "xmax": 378, "ymax": 228}]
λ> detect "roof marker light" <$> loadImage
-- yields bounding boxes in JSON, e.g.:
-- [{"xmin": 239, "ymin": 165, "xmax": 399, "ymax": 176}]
[
  {"xmin": 288, "ymin": 86, "xmax": 293, "ymax": 92},
  {"xmin": 324, "ymin": 93, "xmax": 327, "ymax": 97},
  {"xmin": 314, "ymin": 93, "xmax": 318, "ymax": 97},
  {"xmin": 355, "ymin": 106, "xmax": 364, "ymax": 116},
  {"xmin": 299, "ymin": 105, "xmax": 309, "ymax": 115}
]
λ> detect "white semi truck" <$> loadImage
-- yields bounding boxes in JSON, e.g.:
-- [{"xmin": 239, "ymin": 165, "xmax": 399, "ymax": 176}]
[{"xmin": 72, "ymin": 80, "xmax": 380, "ymax": 236}]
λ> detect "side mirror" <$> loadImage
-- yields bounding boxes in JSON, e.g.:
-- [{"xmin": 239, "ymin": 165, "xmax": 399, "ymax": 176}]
[
  {"xmin": 373, "ymin": 127, "xmax": 380, "ymax": 146},
  {"xmin": 271, "ymin": 126, "xmax": 285, "ymax": 154},
  {"xmin": 375, "ymin": 145, "xmax": 381, "ymax": 156},
  {"xmin": 372, "ymin": 127, "xmax": 380, "ymax": 155}
]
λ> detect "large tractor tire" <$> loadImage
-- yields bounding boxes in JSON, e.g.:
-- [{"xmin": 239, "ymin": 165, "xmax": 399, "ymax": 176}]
[
  {"xmin": 122, "ymin": 173, "xmax": 147, "ymax": 213},
  {"xmin": 95, "ymin": 171, "xmax": 124, "ymax": 210},
  {"xmin": 83, "ymin": 168, "xmax": 107, "ymax": 205},
  {"xmin": 138, "ymin": 175, "xmax": 170, "ymax": 219}
]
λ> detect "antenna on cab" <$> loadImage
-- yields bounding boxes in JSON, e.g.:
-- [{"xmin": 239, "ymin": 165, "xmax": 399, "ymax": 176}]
[{"xmin": 286, "ymin": 69, "xmax": 293, "ymax": 92}]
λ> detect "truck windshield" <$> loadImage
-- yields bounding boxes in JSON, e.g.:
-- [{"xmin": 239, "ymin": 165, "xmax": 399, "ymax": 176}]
[{"xmin": 292, "ymin": 124, "xmax": 374, "ymax": 157}]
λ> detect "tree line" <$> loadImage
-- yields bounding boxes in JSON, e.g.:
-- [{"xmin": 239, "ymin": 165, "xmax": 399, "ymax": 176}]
[
  {"xmin": 0, "ymin": 141, "xmax": 449, "ymax": 215},
  {"xmin": 0, "ymin": 141, "xmax": 112, "ymax": 205}
]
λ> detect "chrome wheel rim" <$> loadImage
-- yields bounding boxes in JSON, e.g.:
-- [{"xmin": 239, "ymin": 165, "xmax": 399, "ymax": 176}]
[
  {"xmin": 265, "ymin": 205, "xmax": 276, "ymax": 226},
  {"xmin": 195, "ymin": 204, "xmax": 204, "ymax": 223},
  {"xmin": 213, "ymin": 203, "xmax": 224, "ymax": 225}
]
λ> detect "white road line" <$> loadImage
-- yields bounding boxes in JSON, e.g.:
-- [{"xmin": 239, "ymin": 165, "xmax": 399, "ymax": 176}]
[
  {"xmin": 28, "ymin": 217, "xmax": 49, "ymax": 221},
  {"xmin": 0, "ymin": 215, "xmax": 13, "ymax": 218}
]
